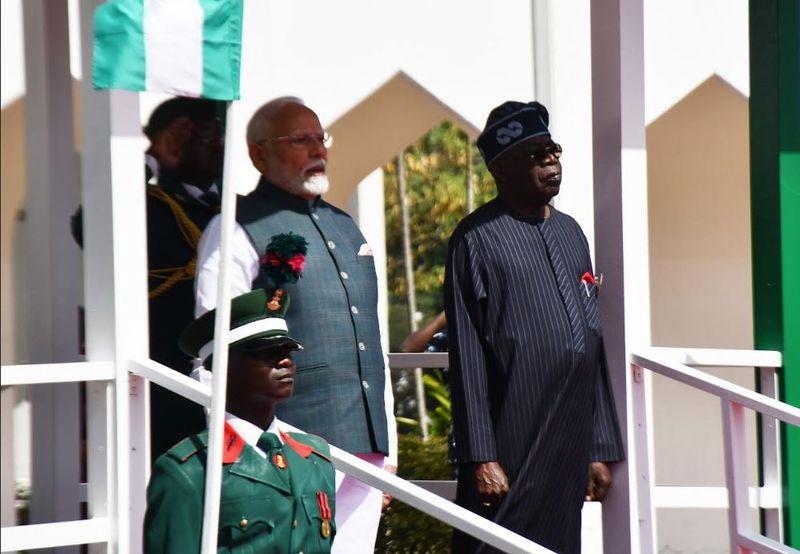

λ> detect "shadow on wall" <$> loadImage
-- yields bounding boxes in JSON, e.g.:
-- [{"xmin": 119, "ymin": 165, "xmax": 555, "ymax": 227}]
[
  {"xmin": 1, "ymin": 97, "xmax": 29, "ymax": 365},
  {"xmin": 647, "ymin": 74, "xmax": 757, "ymax": 554},
  {"xmin": 1, "ymin": 80, "xmax": 82, "ymax": 365}
]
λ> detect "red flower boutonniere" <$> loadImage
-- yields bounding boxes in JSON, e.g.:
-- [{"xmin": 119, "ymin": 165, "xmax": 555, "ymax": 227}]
[
  {"xmin": 259, "ymin": 233, "xmax": 309, "ymax": 288},
  {"xmin": 580, "ymin": 272, "xmax": 603, "ymax": 297}
]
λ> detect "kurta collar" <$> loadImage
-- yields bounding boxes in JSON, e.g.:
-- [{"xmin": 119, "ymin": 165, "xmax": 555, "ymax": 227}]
[
  {"xmin": 254, "ymin": 178, "xmax": 321, "ymax": 213},
  {"xmin": 496, "ymin": 196, "xmax": 553, "ymax": 224}
]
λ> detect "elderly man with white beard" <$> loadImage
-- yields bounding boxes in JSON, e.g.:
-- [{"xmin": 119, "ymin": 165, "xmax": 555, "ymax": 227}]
[{"xmin": 194, "ymin": 97, "xmax": 398, "ymax": 552}]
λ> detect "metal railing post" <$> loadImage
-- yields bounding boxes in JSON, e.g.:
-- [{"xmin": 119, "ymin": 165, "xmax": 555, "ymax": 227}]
[
  {"xmin": 758, "ymin": 366, "xmax": 783, "ymax": 541},
  {"xmin": 631, "ymin": 363, "xmax": 656, "ymax": 554},
  {"xmin": 721, "ymin": 400, "xmax": 755, "ymax": 554}
]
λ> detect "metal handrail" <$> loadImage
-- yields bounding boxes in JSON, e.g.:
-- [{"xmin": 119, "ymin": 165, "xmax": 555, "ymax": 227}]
[
  {"xmin": 631, "ymin": 347, "xmax": 798, "ymax": 554},
  {"xmin": 129, "ymin": 357, "xmax": 552, "ymax": 554},
  {"xmin": 631, "ymin": 350, "xmax": 796, "ymax": 423}
]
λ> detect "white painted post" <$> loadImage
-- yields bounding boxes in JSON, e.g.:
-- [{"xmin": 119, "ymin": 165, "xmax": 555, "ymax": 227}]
[
  {"xmin": 758, "ymin": 367, "xmax": 783, "ymax": 541},
  {"xmin": 21, "ymin": 1, "xmax": 82, "ymax": 548},
  {"xmin": 590, "ymin": 0, "xmax": 649, "ymax": 552},
  {"xmin": 0, "ymin": 387, "xmax": 16, "ymax": 527},
  {"xmin": 78, "ymin": 1, "xmax": 150, "ymax": 551},
  {"xmin": 531, "ymin": 0, "xmax": 552, "ymax": 109},
  {"xmin": 200, "ymin": 103, "xmax": 237, "ymax": 554},
  {"xmin": 631, "ymin": 363, "xmax": 656, "ymax": 554},
  {"xmin": 128, "ymin": 371, "xmax": 150, "ymax": 554},
  {"xmin": 721, "ymin": 400, "xmax": 755, "ymax": 554},
  {"xmin": 354, "ymin": 169, "xmax": 389, "ymax": 355}
]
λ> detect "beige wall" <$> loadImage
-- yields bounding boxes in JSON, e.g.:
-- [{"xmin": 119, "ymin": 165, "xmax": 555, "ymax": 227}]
[
  {"xmin": 647, "ymin": 75, "xmax": 757, "ymax": 553},
  {"xmin": 326, "ymin": 71, "xmax": 479, "ymax": 209}
]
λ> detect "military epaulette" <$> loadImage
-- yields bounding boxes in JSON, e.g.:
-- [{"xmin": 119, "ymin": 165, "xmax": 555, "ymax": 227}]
[
  {"xmin": 282, "ymin": 432, "xmax": 332, "ymax": 463},
  {"xmin": 166, "ymin": 433, "xmax": 207, "ymax": 463},
  {"xmin": 164, "ymin": 424, "xmax": 246, "ymax": 464}
]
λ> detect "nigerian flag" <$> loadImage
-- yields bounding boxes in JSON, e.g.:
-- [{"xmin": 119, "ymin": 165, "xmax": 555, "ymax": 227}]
[{"xmin": 93, "ymin": 0, "xmax": 243, "ymax": 100}]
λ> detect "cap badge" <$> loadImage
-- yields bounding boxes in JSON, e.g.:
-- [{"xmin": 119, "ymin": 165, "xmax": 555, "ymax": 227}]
[{"xmin": 267, "ymin": 289, "xmax": 285, "ymax": 311}]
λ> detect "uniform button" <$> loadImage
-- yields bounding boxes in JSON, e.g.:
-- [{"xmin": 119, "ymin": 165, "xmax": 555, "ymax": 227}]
[
  {"xmin": 358, "ymin": 342, "xmax": 366, "ymax": 351},
  {"xmin": 327, "ymin": 240, "xmax": 336, "ymax": 250},
  {"xmin": 340, "ymin": 271, "xmax": 348, "ymax": 279},
  {"xmin": 312, "ymin": 213, "xmax": 320, "ymax": 220},
  {"xmin": 239, "ymin": 518, "xmax": 248, "ymax": 529},
  {"xmin": 292, "ymin": 519, "xmax": 298, "ymax": 528},
  {"xmin": 350, "ymin": 305, "xmax": 359, "ymax": 315},
  {"xmin": 362, "ymin": 380, "xmax": 370, "ymax": 390}
]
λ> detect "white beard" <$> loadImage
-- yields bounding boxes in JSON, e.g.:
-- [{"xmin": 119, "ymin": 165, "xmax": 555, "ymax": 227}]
[{"xmin": 300, "ymin": 174, "xmax": 329, "ymax": 196}]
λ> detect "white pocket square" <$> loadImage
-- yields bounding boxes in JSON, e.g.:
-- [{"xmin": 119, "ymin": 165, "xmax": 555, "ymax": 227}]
[{"xmin": 358, "ymin": 243, "xmax": 373, "ymax": 256}]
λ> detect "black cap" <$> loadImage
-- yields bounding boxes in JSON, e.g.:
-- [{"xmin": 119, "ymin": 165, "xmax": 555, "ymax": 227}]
[
  {"xmin": 143, "ymin": 97, "xmax": 223, "ymax": 139},
  {"xmin": 477, "ymin": 101, "xmax": 551, "ymax": 166}
]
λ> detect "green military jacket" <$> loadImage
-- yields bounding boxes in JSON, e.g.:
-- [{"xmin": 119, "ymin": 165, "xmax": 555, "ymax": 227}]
[{"xmin": 144, "ymin": 423, "xmax": 336, "ymax": 553}]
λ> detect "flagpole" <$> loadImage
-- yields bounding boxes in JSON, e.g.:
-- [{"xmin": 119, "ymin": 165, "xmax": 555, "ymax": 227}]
[{"xmin": 200, "ymin": 101, "xmax": 237, "ymax": 554}]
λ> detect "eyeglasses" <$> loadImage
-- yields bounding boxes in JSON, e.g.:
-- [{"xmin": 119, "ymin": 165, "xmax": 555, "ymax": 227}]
[
  {"xmin": 257, "ymin": 131, "xmax": 333, "ymax": 149},
  {"xmin": 527, "ymin": 142, "xmax": 562, "ymax": 164}
]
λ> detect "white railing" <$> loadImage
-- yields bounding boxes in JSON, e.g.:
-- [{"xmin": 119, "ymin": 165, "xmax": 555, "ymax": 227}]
[
  {"xmin": 0, "ymin": 362, "xmax": 116, "ymax": 551},
  {"xmin": 631, "ymin": 347, "xmax": 800, "ymax": 554},
  {"xmin": 0, "ymin": 355, "xmax": 552, "ymax": 554},
  {"xmin": 128, "ymin": 358, "xmax": 552, "ymax": 554}
]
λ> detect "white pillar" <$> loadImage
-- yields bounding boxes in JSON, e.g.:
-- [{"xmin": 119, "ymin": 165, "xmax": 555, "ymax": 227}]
[
  {"xmin": 544, "ymin": 0, "xmax": 597, "ymax": 255},
  {"xmin": 590, "ymin": 0, "xmax": 650, "ymax": 552},
  {"xmin": 78, "ymin": 1, "xmax": 150, "ymax": 551},
  {"xmin": 531, "ymin": 0, "xmax": 552, "ymax": 109},
  {"xmin": 353, "ymin": 169, "xmax": 389, "ymax": 354},
  {"xmin": 22, "ymin": 0, "xmax": 81, "ymax": 546},
  {"xmin": 0, "ymin": 387, "xmax": 16, "ymax": 526}
]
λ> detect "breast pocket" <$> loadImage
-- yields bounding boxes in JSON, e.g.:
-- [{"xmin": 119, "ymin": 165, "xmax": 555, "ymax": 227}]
[
  {"xmin": 218, "ymin": 496, "xmax": 284, "ymax": 553},
  {"xmin": 579, "ymin": 283, "xmax": 603, "ymax": 335},
  {"xmin": 300, "ymin": 494, "xmax": 337, "ymax": 548}
]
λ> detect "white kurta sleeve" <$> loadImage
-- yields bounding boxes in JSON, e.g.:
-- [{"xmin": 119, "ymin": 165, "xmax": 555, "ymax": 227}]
[
  {"xmin": 382, "ymin": 347, "xmax": 398, "ymax": 467},
  {"xmin": 194, "ymin": 215, "xmax": 260, "ymax": 316}
]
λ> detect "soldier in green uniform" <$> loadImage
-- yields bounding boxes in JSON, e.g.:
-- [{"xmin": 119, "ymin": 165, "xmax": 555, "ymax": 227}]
[{"xmin": 144, "ymin": 287, "xmax": 337, "ymax": 553}]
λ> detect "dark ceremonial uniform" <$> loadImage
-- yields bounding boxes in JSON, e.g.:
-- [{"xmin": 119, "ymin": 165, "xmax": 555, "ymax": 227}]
[
  {"xmin": 146, "ymin": 179, "xmax": 219, "ymax": 459},
  {"xmin": 70, "ymin": 179, "xmax": 218, "ymax": 459},
  {"xmin": 445, "ymin": 200, "xmax": 625, "ymax": 554},
  {"xmin": 236, "ymin": 180, "xmax": 389, "ymax": 456},
  {"xmin": 145, "ymin": 423, "xmax": 336, "ymax": 553}
]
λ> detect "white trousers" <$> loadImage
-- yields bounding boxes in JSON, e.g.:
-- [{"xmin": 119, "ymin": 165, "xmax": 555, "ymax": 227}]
[{"xmin": 332, "ymin": 453, "xmax": 386, "ymax": 553}]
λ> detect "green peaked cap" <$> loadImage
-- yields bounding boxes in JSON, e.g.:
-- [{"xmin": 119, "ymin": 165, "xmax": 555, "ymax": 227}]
[{"xmin": 178, "ymin": 288, "xmax": 302, "ymax": 363}]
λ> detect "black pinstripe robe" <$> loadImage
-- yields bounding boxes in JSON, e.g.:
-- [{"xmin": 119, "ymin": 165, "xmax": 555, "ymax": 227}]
[{"xmin": 444, "ymin": 199, "xmax": 625, "ymax": 554}]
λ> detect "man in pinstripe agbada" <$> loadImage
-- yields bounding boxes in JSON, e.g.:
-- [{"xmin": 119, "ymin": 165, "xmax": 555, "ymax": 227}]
[{"xmin": 445, "ymin": 101, "xmax": 625, "ymax": 554}]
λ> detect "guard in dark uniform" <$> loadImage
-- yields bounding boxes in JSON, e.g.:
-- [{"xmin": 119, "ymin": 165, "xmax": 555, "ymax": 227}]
[
  {"xmin": 70, "ymin": 97, "xmax": 225, "ymax": 460},
  {"xmin": 144, "ymin": 98, "xmax": 225, "ymax": 459},
  {"xmin": 144, "ymin": 288, "xmax": 336, "ymax": 553}
]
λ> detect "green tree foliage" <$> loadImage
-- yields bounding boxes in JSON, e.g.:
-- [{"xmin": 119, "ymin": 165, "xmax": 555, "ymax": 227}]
[
  {"xmin": 383, "ymin": 121, "xmax": 496, "ymax": 351},
  {"xmin": 380, "ymin": 435, "xmax": 454, "ymax": 553},
  {"xmin": 380, "ymin": 121, "xmax": 497, "ymax": 551}
]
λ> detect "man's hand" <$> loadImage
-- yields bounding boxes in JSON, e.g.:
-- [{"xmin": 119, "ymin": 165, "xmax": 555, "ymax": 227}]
[
  {"xmin": 382, "ymin": 464, "xmax": 397, "ymax": 512},
  {"xmin": 474, "ymin": 462, "xmax": 509, "ymax": 507},
  {"xmin": 585, "ymin": 462, "xmax": 612, "ymax": 501}
]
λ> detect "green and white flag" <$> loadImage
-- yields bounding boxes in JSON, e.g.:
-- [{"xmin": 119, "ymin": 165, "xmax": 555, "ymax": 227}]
[{"xmin": 93, "ymin": 0, "xmax": 243, "ymax": 100}]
